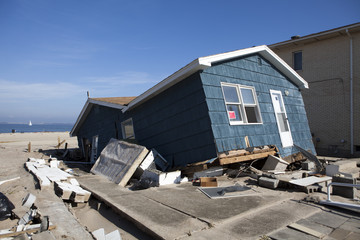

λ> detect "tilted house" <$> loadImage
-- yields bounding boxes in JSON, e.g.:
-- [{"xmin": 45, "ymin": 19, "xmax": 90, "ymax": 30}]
[{"xmin": 71, "ymin": 45, "xmax": 316, "ymax": 168}]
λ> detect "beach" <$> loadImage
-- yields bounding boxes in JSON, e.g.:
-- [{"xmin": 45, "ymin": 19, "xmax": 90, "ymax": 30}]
[
  {"xmin": 0, "ymin": 132, "xmax": 93, "ymax": 239},
  {"xmin": 0, "ymin": 132, "xmax": 149, "ymax": 240}
]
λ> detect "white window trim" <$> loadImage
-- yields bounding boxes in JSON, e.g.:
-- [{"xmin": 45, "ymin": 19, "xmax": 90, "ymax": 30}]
[
  {"xmin": 121, "ymin": 118, "xmax": 135, "ymax": 140},
  {"xmin": 221, "ymin": 82, "xmax": 263, "ymax": 125}
]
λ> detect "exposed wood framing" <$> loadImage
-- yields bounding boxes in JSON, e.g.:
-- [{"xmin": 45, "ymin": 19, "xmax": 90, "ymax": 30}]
[{"xmin": 219, "ymin": 151, "xmax": 277, "ymax": 165}]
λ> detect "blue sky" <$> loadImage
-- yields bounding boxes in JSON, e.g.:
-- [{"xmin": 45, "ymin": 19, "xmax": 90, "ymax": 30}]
[{"xmin": 0, "ymin": 0, "xmax": 359, "ymax": 124}]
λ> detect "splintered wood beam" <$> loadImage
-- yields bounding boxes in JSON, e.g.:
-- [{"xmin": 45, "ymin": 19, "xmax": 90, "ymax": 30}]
[
  {"xmin": 218, "ymin": 145, "xmax": 277, "ymax": 159},
  {"xmin": 57, "ymin": 140, "xmax": 66, "ymax": 149},
  {"xmin": 219, "ymin": 151, "xmax": 276, "ymax": 165}
]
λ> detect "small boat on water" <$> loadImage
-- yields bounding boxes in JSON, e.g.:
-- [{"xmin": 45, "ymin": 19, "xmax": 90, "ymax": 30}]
[{"xmin": 29, "ymin": 120, "xmax": 32, "ymax": 126}]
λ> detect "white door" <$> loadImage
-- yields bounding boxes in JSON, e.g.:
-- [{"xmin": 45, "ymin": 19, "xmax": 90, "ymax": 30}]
[{"xmin": 270, "ymin": 90, "xmax": 293, "ymax": 147}]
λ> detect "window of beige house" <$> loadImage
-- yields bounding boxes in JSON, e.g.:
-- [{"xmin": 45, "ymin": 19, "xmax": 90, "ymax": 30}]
[{"xmin": 293, "ymin": 51, "xmax": 302, "ymax": 70}]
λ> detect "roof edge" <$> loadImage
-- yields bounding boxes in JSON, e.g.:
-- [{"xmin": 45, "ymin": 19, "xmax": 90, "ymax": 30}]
[
  {"xmin": 70, "ymin": 98, "xmax": 126, "ymax": 136},
  {"xmin": 124, "ymin": 45, "xmax": 308, "ymax": 113},
  {"xmin": 124, "ymin": 58, "xmax": 210, "ymax": 111},
  {"xmin": 269, "ymin": 22, "xmax": 360, "ymax": 48}
]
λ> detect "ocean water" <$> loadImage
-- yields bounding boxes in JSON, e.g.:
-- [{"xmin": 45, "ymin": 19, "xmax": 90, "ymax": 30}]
[{"xmin": 0, "ymin": 123, "xmax": 74, "ymax": 133}]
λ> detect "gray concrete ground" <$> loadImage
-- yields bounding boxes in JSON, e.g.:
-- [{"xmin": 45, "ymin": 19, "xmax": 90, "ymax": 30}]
[{"xmin": 78, "ymin": 174, "xmax": 360, "ymax": 240}]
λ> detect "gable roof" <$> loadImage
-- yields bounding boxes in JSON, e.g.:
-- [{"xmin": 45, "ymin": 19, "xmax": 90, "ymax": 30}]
[
  {"xmin": 269, "ymin": 22, "xmax": 360, "ymax": 49},
  {"xmin": 70, "ymin": 97, "xmax": 136, "ymax": 136},
  {"xmin": 123, "ymin": 45, "xmax": 308, "ymax": 112},
  {"xmin": 71, "ymin": 45, "xmax": 308, "ymax": 136}
]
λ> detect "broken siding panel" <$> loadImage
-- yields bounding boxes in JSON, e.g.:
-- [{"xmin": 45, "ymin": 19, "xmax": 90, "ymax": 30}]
[{"xmin": 201, "ymin": 54, "xmax": 315, "ymax": 157}]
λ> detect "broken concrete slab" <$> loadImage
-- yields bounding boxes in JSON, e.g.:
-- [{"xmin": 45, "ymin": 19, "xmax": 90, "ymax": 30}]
[
  {"xmin": 92, "ymin": 228, "xmax": 105, "ymax": 240},
  {"xmin": 326, "ymin": 160, "xmax": 359, "ymax": 177},
  {"xmin": 301, "ymin": 161, "xmax": 315, "ymax": 171},
  {"xmin": 91, "ymin": 139, "xmax": 149, "ymax": 187},
  {"xmin": 26, "ymin": 161, "xmax": 72, "ymax": 185},
  {"xmin": 198, "ymin": 185, "xmax": 254, "ymax": 199},
  {"xmin": 332, "ymin": 175, "xmax": 357, "ymax": 199},
  {"xmin": 262, "ymin": 155, "xmax": 289, "ymax": 172},
  {"xmin": 305, "ymin": 211, "xmax": 349, "ymax": 229},
  {"xmin": 105, "ymin": 230, "xmax": 122, "ymax": 240},
  {"xmin": 296, "ymin": 218, "xmax": 334, "ymax": 235},
  {"xmin": 25, "ymin": 162, "xmax": 51, "ymax": 189},
  {"xmin": 54, "ymin": 181, "xmax": 91, "ymax": 202},
  {"xmin": 258, "ymin": 177, "xmax": 279, "ymax": 189}
]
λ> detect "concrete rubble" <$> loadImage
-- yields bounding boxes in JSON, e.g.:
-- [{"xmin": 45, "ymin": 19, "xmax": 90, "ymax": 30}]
[
  {"xmin": 25, "ymin": 157, "xmax": 91, "ymax": 204},
  {"xmin": 2, "ymin": 134, "xmax": 360, "ymax": 240},
  {"xmin": 0, "ymin": 193, "xmax": 56, "ymax": 239}
]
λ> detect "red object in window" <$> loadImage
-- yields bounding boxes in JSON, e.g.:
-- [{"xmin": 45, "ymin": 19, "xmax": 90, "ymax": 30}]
[{"xmin": 228, "ymin": 111, "xmax": 236, "ymax": 119}]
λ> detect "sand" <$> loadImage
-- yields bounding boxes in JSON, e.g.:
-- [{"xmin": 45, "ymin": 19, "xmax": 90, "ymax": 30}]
[
  {"xmin": 0, "ymin": 132, "xmax": 93, "ymax": 239},
  {"xmin": 0, "ymin": 132, "xmax": 151, "ymax": 240}
]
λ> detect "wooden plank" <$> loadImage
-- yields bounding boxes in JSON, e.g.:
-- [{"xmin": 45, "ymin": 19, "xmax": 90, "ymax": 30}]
[
  {"xmin": 218, "ymin": 145, "xmax": 277, "ymax": 159},
  {"xmin": 219, "ymin": 151, "xmax": 276, "ymax": 165},
  {"xmin": 218, "ymin": 149, "xmax": 248, "ymax": 159},
  {"xmin": 288, "ymin": 223, "xmax": 325, "ymax": 238},
  {"xmin": 0, "ymin": 225, "xmax": 56, "ymax": 238},
  {"xmin": 244, "ymin": 136, "xmax": 250, "ymax": 148},
  {"xmin": 57, "ymin": 140, "xmax": 66, "ymax": 149}
]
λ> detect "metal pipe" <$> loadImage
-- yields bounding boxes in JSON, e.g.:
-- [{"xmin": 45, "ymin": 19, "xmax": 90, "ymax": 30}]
[
  {"xmin": 325, "ymin": 182, "xmax": 360, "ymax": 201},
  {"xmin": 319, "ymin": 182, "xmax": 360, "ymax": 211},
  {"xmin": 346, "ymin": 29, "xmax": 354, "ymax": 155}
]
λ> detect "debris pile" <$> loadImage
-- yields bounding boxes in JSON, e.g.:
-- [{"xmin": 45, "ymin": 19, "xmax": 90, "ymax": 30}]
[
  {"xmin": 92, "ymin": 228, "xmax": 122, "ymax": 240},
  {"xmin": 87, "ymin": 138, "xmax": 359, "ymax": 210},
  {"xmin": 0, "ymin": 193, "xmax": 56, "ymax": 239},
  {"xmin": 91, "ymin": 139, "xmax": 187, "ymax": 189},
  {"xmin": 25, "ymin": 158, "xmax": 91, "ymax": 203}
]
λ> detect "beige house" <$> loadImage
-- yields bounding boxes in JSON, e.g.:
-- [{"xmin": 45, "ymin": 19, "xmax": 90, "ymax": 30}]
[{"xmin": 269, "ymin": 23, "xmax": 360, "ymax": 157}]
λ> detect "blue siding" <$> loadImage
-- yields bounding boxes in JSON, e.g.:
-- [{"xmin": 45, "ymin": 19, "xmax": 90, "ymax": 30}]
[
  {"xmin": 201, "ymin": 54, "xmax": 316, "ymax": 158},
  {"xmin": 128, "ymin": 73, "xmax": 216, "ymax": 167},
  {"xmin": 77, "ymin": 105, "xmax": 126, "ymax": 157},
  {"xmin": 77, "ymin": 73, "xmax": 216, "ymax": 168}
]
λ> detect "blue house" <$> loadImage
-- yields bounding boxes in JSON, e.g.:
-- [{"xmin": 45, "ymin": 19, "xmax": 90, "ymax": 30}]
[{"xmin": 71, "ymin": 45, "xmax": 315, "ymax": 168}]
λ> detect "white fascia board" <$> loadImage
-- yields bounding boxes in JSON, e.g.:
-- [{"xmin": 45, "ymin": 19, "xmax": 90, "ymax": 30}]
[
  {"xmin": 70, "ymin": 99, "xmax": 125, "ymax": 136},
  {"xmin": 124, "ymin": 59, "xmax": 210, "ymax": 112},
  {"xmin": 259, "ymin": 47, "xmax": 308, "ymax": 89},
  {"xmin": 123, "ymin": 45, "xmax": 307, "ymax": 113},
  {"xmin": 198, "ymin": 45, "xmax": 307, "ymax": 89},
  {"xmin": 198, "ymin": 45, "xmax": 269, "ymax": 65}
]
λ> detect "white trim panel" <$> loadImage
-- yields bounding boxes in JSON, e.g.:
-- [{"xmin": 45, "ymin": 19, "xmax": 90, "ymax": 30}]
[{"xmin": 124, "ymin": 45, "xmax": 308, "ymax": 113}]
